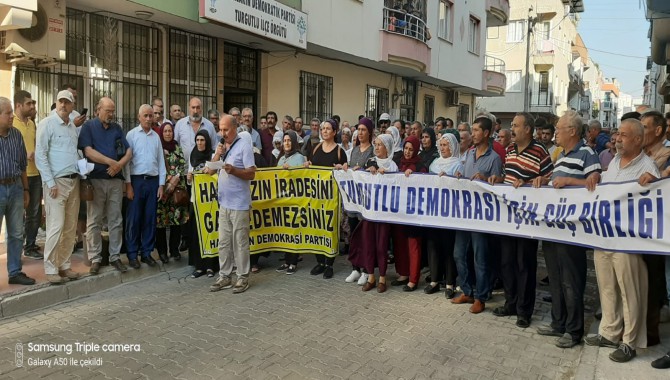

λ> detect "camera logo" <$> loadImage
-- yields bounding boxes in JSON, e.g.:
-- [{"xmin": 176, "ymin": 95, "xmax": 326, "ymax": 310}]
[{"xmin": 15, "ymin": 343, "xmax": 23, "ymax": 367}]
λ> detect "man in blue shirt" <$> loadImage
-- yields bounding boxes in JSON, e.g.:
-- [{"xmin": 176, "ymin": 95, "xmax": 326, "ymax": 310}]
[
  {"xmin": 451, "ymin": 116, "xmax": 502, "ymax": 314},
  {"xmin": 533, "ymin": 110, "xmax": 601, "ymax": 349},
  {"xmin": 79, "ymin": 97, "xmax": 132, "ymax": 274},
  {"xmin": 36, "ymin": 90, "xmax": 82, "ymax": 285},
  {"xmin": 0, "ymin": 97, "xmax": 34, "ymax": 285},
  {"xmin": 125, "ymin": 104, "xmax": 166, "ymax": 269}
]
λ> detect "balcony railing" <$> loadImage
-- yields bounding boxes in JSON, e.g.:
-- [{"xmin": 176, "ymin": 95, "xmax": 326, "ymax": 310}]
[
  {"xmin": 485, "ymin": 55, "xmax": 505, "ymax": 73},
  {"xmin": 530, "ymin": 91, "xmax": 554, "ymax": 107},
  {"xmin": 383, "ymin": 7, "xmax": 428, "ymax": 43}
]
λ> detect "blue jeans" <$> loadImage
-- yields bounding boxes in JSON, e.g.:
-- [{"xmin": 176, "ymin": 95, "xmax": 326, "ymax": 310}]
[
  {"xmin": 24, "ymin": 175, "xmax": 42, "ymax": 248},
  {"xmin": 665, "ymin": 256, "xmax": 670, "ymax": 303},
  {"xmin": 453, "ymin": 230, "xmax": 491, "ymax": 301},
  {"xmin": 0, "ymin": 182, "xmax": 25, "ymax": 277},
  {"xmin": 125, "ymin": 176, "xmax": 158, "ymax": 260}
]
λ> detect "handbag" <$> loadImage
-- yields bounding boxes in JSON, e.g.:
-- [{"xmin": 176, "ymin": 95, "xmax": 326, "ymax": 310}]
[
  {"xmin": 80, "ymin": 178, "xmax": 94, "ymax": 201},
  {"xmin": 171, "ymin": 186, "xmax": 189, "ymax": 206}
]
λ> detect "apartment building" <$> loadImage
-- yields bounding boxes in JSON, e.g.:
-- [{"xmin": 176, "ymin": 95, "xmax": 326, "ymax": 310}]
[
  {"xmin": 0, "ymin": 0, "xmax": 510, "ymax": 130},
  {"xmin": 477, "ymin": 0, "xmax": 585, "ymax": 126}
]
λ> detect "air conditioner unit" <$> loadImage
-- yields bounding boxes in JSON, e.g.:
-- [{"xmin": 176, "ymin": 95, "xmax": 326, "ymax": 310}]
[
  {"xmin": 1, "ymin": 0, "xmax": 66, "ymax": 62},
  {"xmin": 389, "ymin": 108, "xmax": 400, "ymax": 121},
  {"xmin": 445, "ymin": 89, "xmax": 459, "ymax": 106}
]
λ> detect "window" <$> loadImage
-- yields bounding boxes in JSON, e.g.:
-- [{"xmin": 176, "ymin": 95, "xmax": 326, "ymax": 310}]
[
  {"xmin": 438, "ymin": 0, "xmax": 452, "ymax": 41},
  {"xmin": 458, "ymin": 103, "xmax": 470, "ymax": 123},
  {"xmin": 17, "ymin": 8, "xmax": 158, "ymax": 130},
  {"xmin": 423, "ymin": 96, "xmax": 435, "ymax": 125},
  {"xmin": 400, "ymin": 78, "xmax": 417, "ymax": 122},
  {"xmin": 535, "ymin": 21, "xmax": 551, "ymax": 52},
  {"xmin": 300, "ymin": 71, "xmax": 333, "ymax": 122},
  {"xmin": 506, "ymin": 20, "xmax": 525, "ymax": 43},
  {"xmin": 169, "ymin": 29, "xmax": 217, "ymax": 115},
  {"xmin": 468, "ymin": 16, "xmax": 480, "ymax": 54},
  {"xmin": 365, "ymin": 86, "xmax": 389, "ymax": 120},
  {"xmin": 505, "ymin": 70, "xmax": 522, "ymax": 92}
]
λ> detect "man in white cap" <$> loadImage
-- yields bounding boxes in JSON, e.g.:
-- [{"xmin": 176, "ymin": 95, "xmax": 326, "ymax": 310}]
[
  {"xmin": 378, "ymin": 113, "xmax": 391, "ymax": 135},
  {"xmin": 35, "ymin": 90, "xmax": 82, "ymax": 284}
]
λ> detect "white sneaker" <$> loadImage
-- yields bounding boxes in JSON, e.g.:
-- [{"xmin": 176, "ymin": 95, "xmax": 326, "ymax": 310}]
[
  {"xmin": 345, "ymin": 270, "xmax": 361, "ymax": 283},
  {"xmin": 660, "ymin": 305, "xmax": 670, "ymax": 323},
  {"xmin": 357, "ymin": 272, "xmax": 369, "ymax": 286}
]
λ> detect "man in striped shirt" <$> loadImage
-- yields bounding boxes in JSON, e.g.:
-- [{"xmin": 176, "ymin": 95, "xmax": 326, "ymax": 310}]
[
  {"xmin": 0, "ymin": 97, "xmax": 35, "ymax": 285},
  {"xmin": 488, "ymin": 112, "xmax": 553, "ymax": 329},
  {"xmin": 532, "ymin": 110, "xmax": 601, "ymax": 349}
]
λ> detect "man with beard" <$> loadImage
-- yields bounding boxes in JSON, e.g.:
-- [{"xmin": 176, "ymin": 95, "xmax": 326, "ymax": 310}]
[
  {"xmin": 302, "ymin": 118, "xmax": 321, "ymax": 159},
  {"xmin": 173, "ymin": 97, "xmax": 216, "ymax": 250}
]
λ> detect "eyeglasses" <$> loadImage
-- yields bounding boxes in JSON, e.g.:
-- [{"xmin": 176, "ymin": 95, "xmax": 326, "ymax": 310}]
[{"xmin": 379, "ymin": 120, "xmax": 390, "ymax": 124}]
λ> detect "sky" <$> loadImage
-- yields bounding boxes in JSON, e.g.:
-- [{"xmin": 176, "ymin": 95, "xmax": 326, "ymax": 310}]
[{"xmin": 577, "ymin": 0, "xmax": 650, "ymax": 99}]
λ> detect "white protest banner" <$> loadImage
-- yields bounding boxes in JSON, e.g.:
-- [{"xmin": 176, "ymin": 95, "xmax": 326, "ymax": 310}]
[{"xmin": 333, "ymin": 170, "xmax": 669, "ymax": 255}]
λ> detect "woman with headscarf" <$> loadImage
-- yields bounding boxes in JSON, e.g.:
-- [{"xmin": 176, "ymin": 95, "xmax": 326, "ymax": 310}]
[
  {"xmin": 391, "ymin": 136, "xmax": 427, "ymax": 291},
  {"xmin": 277, "ymin": 130, "xmax": 306, "ymax": 168},
  {"xmin": 304, "ymin": 118, "xmax": 348, "ymax": 279},
  {"xmin": 341, "ymin": 118, "xmax": 375, "ymax": 285},
  {"xmin": 386, "ymin": 125, "xmax": 404, "ymax": 166},
  {"xmin": 270, "ymin": 130, "xmax": 284, "ymax": 166},
  {"xmin": 419, "ymin": 127, "xmax": 439, "ymax": 169},
  {"xmin": 348, "ymin": 134, "xmax": 398, "ymax": 293},
  {"xmin": 275, "ymin": 130, "xmax": 307, "ymax": 275},
  {"xmin": 156, "ymin": 123, "xmax": 188, "ymax": 264},
  {"xmin": 424, "ymin": 133, "xmax": 463, "ymax": 296},
  {"xmin": 339, "ymin": 127, "xmax": 353, "ymax": 161},
  {"xmin": 187, "ymin": 130, "xmax": 219, "ymax": 278}
]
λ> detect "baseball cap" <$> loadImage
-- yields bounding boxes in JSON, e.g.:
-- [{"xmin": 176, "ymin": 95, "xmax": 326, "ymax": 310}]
[
  {"xmin": 378, "ymin": 112, "xmax": 391, "ymax": 122},
  {"xmin": 57, "ymin": 90, "xmax": 74, "ymax": 103}
]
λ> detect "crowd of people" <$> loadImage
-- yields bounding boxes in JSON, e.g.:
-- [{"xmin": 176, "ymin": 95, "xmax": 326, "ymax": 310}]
[{"xmin": 1, "ymin": 85, "xmax": 670, "ymax": 368}]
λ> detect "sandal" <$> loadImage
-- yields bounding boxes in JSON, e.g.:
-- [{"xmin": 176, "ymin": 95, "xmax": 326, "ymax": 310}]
[
  {"xmin": 206, "ymin": 269, "xmax": 214, "ymax": 278},
  {"xmin": 191, "ymin": 270, "xmax": 204, "ymax": 278},
  {"xmin": 251, "ymin": 265, "xmax": 260, "ymax": 274}
]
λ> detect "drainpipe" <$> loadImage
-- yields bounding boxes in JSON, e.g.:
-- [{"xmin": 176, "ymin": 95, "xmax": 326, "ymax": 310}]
[{"xmin": 153, "ymin": 23, "xmax": 169, "ymax": 104}]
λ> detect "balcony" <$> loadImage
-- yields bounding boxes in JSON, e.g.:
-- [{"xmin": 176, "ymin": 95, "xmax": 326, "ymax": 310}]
[
  {"xmin": 486, "ymin": 0, "xmax": 510, "ymax": 27},
  {"xmin": 602, "ymin": 100, "xmax": 613, "ymax": 111},
  {"xmin": 380, "ymin": 6, "xmax": 431, "ymax": 73},
  {"xmin": 482, "ymin": 55, "xmax": 506, "ymax": 96},
  {"xmin": 382, "ymin": 7, "xmax": 428, "ymax": 43},
  {"xmin": 529, "ymin": 90, "xmax": 556, "ymax": 114}
]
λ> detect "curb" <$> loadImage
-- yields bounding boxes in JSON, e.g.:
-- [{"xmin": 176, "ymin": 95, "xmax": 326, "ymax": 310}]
[{"xmin": 0, "ymin": 261, "xmax": 188, "ymax": 319}]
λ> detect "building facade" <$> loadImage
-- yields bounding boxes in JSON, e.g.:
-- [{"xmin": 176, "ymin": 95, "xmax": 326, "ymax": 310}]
[
  {"xmin": 477, "ymin": 0, "xmax": 585, "ymax": 126},
  {"xmin": 0, "ymin": 0, "xmax": 510, "ymax": 130}
]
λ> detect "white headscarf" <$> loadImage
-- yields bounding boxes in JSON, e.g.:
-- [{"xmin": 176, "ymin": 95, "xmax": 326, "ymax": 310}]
[
  {"xmin": 373, "ymin": 134, "xmax": 398, "ymax": 171},
  {"xmin": 272, "ymin": 130, "xmax": 284, "ymax": 158},
  {"xmin": 386, "ymin": 126, "xmax": 403, "ymax": 152},
  {"xmin": 430, "ymin": 133, "xmax": 461, "ymax": 174}
]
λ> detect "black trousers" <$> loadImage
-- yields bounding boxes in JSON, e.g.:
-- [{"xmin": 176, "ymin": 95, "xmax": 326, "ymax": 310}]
[
  {"xmin": 500, "ymin": 236, "xmax": 538, "ymax": 319},
  {"xmin": 544, "ymin": 241, "xmax": 586, "ymax": 340},
  {"xmin": 643, "ymin": 254, "xmax": 666, "ymax": 345},
  {"xmin": 156, "ymin": 225, "xmax": 181, "ymax": 256},
  {"xmin": 316, "ymin": 254, "xmax": 335, "ymax": 266},
  {"xmin": 426, "ymin": 228, "xmax": 457, "ymax": 286},
  {"xmin": 285, "ymin": 253, "xmax": 300, "ymax": 266}
]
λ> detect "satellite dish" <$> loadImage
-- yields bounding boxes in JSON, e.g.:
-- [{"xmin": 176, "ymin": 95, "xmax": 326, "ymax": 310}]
[{"xmin": 19, "ymin": 3, "xmax": 48, "ymax": 42}]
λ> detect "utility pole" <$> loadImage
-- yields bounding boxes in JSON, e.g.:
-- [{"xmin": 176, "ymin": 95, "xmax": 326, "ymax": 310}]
[{"xmin": 523, "ymin": 9, "xmax": 536, "ymax": 112}]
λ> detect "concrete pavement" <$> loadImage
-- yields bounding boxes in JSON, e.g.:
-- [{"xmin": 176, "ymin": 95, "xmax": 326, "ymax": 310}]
[{"xmin": 0, "ymin": 253, "xmax": 667, "ymax": 379}]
